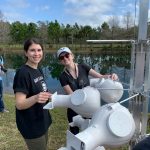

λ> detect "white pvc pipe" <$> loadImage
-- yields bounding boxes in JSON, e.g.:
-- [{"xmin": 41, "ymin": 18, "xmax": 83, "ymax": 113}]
[
  {"xmin": 86, "ymin": 40, "xmax": 134, "ymax": 43},
  {"xmin": 120, "ymin": 93, "xmax": 139, "ymax": 104}
]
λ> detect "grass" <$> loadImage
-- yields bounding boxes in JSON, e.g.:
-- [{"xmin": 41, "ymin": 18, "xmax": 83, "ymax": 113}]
[
  {"xmin": 0, "ymin": 94, "xmax": 68, "ymax": 150},
  {"xmin": 0, "ymin": 94, "xmax": 131, "ymax": 150}
]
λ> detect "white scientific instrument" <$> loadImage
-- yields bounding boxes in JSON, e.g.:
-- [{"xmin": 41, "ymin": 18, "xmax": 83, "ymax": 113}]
[
  {"xmin": 44, "ymin": 1, "xmax": 150, "ymax": 149},
  {"xmin": 44, "ymin": 78, "xmax": 135, "ymax": 150}
]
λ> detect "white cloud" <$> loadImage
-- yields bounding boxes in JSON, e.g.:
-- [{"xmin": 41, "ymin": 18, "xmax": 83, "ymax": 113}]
[
  {"xmin": 65, "ymin": 0, "xmax": 113, "ymax": 14},
  {"xmin": 64, "ymin": 0, "xmax": 144, "ymax": 27},
  {"xmin": 64, "ymin": 0, "xmax": 115, "ymax": 26},
  {"xmin": 35, "ymin": 5, "xmax": 50, "ymax": 12},
  {"xmin": 6, "ymin": 0, "xmax": 30, "ymax": 8},
  {"xmin": 0, "ymin": 0, "xmax": 31, "ymax": 23},
  {"xmin": 4, "ymin": 12, "xmax": 24, "ymax": 23},
  {"xmin": 1, "ymin": 0, "xmax": 149, "ymax": 27},
  {"xmin": 0, "ymin": 0, "xmax": 50, "ymax": 23}
]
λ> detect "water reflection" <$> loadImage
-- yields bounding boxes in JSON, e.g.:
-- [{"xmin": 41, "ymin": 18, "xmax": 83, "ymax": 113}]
[{"xmin": 1, "ymin": 51, "xmax": 131, "ymax": 98}]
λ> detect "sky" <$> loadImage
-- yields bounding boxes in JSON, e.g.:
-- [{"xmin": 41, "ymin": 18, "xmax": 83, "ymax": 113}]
[{"xmin": 0, "ymin": 0, "xmax": 148, "ymax": 27}]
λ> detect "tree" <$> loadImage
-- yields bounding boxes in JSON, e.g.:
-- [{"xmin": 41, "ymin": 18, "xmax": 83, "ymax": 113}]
[
  {"xmin": 0, "ymin": 10, "xmax": 11, "ymax": 44},
  {"xmin": 37, "ymin": 21, "xmax": 49, "ymax": 43},
  {"xmin": 108, "ymin": 16, "xmax": 120, "ymax": 39},
  {"xmin": 80, "ymin": 25, "xmax": 93, "ymax": 41},
  {"xmin": 0, "ymin": 21, "xmax": 11, "ymax": 43},
  {"xmin": 0, "ymin": 10, "xmax": 4, "ymax": 21},
  {"xmin": 10, "ymin": 21, "xmax": 28, "ymax": 43},
  {"xmin": 48, "ymin": 20, "xmax": 61, "ymax": 45},
  {"xmin": 26, "ymin": 22, "xmax": 38, "ymax": 39},
  {"xmin": 108, "ymin": 16, "xmax": 120, "ymax": 29},
  {"xmin": 123, "ymin": 12, "xmax": 134, "ymax": 30},
  {"xmin": 62, "ymin": 24, "xmax": 72, "ymax": 44},
  {"xmin": 101, "ymin": 22, "xmax": 109, "ymax": 31},
  {"xmin": 73, "ymin": 23, "xmax": 81, "ymax": 44},
  {"xmin": 95, "ymin": 26, "xmax": 101, "ymax": 39},
  {"xmin": 101, "ymin": 22, "xmax": 110, "ymax": 39}
]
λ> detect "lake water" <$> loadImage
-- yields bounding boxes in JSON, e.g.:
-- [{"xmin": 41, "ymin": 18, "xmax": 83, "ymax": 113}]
[{"xmin": 1, "ymin": 51, "xmax": 131, "ymax": 109}]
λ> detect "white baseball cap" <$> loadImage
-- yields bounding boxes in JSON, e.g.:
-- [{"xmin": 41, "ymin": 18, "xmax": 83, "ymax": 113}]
[{"xmin": 57, "ymin": 47, "xmax": 72, "ymax": 58}]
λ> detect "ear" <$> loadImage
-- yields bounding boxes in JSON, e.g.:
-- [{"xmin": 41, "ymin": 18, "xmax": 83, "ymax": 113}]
[
  {"xmin": 71, "ymin": 53, "xmax": 74, "ymax": 59},
  {"xmin": 24, "ymin": 51, "xmax": 28, "ymax": 57}
]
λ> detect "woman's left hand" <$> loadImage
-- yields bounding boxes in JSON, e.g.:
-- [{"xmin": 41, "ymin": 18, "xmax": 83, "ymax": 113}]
[
  {"xmin": 37, "ymin": 92, "xmax": 52, "ymax": 103},
  {"xmin": 111, "ymin": 73, "xmax": 118, "ymax": 80}
]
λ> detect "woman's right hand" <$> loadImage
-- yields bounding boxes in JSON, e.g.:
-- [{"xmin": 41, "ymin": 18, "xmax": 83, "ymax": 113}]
[
  {"xmin": 36, "ymin": 92, "xmax": 52, "ymax": 103},
  {"xmin": 110, "ymin": 73, "xmax": 118, "ymax": 80}
]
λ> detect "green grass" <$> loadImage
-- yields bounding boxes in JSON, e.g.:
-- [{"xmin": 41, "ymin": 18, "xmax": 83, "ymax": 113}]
[
  {"xmin": 0, "ymin": 94, "xmax": 68, "ymax": 150},
  {"xmin": 0, "ymin": 95, "xmax": 131, "ymax": 150},
  {"xmin": 0, "ymin": 94, "xmax": 134, "ymax": 150}
]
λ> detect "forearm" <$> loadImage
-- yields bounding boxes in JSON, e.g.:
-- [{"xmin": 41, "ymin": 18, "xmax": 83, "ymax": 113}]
[
  {"xmin": 15, "ymin": 92, "xmax": 51, "ymax": 110},
  {"xmin": 63, "ymin": 85, "xmax": 73, "ymax": 95},
  {"xmin": 101, "ymin": 74, "xmax": 111, "ymax": 79},
  {"xmin": 89, "ymin": 69, "xmax": 109, "ymax": 78},
  {"xmin": 89, "ymin": 69, "xmax": 118, "ymax": 80},
  {"xmin": 15, "ymin": 95, "xmax": 37, "ymax": 110}
]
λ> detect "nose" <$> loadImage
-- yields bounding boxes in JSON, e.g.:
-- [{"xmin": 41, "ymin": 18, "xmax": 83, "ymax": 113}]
[{"xmin": 34, "ymin": 49, "xmax": 40, "ymax": 55}]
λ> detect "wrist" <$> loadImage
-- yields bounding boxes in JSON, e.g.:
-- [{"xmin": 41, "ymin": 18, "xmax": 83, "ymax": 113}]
[{"xmin": 103, "ymin": 74, "xmax": 111, "ymax": 79}]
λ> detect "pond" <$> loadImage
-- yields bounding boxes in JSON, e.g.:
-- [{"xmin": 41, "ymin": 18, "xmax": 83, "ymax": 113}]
[{"xmin": 1, "ymin": 51, "xmax": 131, "ymax": 107}]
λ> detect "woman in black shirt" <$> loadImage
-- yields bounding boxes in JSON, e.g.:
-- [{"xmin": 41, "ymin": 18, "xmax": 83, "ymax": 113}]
[
  {"xmin": 57, "ymin": 47, "xmax": 118, "ymax": 134},
  {"xmin": 13, "ymin": 38, "xmax": 52, "ymax": 150}
]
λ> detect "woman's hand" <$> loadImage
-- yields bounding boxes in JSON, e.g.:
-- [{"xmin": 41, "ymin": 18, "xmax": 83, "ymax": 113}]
[
  {"xmin": 110, "ymin": 73, "xmax": 118, "ymax": 80},
  {"xmin": 36, "ymin": 92, "xmax": 52, "ymax": 103}
]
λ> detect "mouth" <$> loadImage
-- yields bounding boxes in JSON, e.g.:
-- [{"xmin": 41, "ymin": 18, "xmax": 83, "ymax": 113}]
[
  {"xmin": 33, "ymin": 56, "xmax": 41, "ymax": 59},
  {"xmin": 33, "ymin": 57, "xmax": 41, "ymax": 62}
]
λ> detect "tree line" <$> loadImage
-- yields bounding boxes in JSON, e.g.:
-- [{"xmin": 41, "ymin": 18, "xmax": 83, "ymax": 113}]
[{"xmin": 0, "ymin": 10, "xmax": 150, "ymax": 50}]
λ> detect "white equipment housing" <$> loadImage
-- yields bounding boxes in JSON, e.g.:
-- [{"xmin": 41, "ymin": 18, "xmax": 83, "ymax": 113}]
[
  {"xmin": 64, "ymin": 103, "xmax": 135, "ymax": 150},
  {"xmin": 44, "ymin": 1, "xmax": 150, "ymax": 149},
  {"xmin": 44, "ymin": 86, "xmax": 100, "ymax": 118},
  {"xmin": 44, "ymin": 79, "xmax": 135, "ymax": 149}
]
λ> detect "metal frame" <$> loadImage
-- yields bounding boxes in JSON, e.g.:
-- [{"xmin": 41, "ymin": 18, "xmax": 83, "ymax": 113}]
[
  {"xmin": 130, "ymin": 0, "xmax": 149, "ymax": 139},
  {"xmin": 86, "ymin": 1, "xmax": 150, "ymax": 149}
]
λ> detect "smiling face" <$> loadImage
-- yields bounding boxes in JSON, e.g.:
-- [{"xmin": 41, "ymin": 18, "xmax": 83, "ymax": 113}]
[
  {"xmin": 25, "ymin": 43, "xmax": 43, "ymax": 68},
  {"xmin": 59, "ymin": 52, "xmax": 74, "ymax": 66}
]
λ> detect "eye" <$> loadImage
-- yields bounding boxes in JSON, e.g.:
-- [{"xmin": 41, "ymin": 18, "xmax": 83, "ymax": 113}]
[
  {"xmin": 29, "ymin": 49, "xmax": 35, "ymax": 52},
  {"xmin": 38, "ymin": 49, "xmax": 42, "ymax": 52},
  {"xmin": 28, "ymin": 49, "xmax": 42, "ymax": 52}
]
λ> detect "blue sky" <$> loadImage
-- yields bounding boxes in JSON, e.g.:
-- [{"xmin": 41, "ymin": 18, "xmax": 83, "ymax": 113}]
[{"xmin": 0, "ymin": 0, "xmax": 147, "ymax": 27}]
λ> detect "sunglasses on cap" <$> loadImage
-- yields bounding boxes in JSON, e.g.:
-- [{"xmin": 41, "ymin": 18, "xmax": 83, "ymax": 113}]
[{"xmin": 59, "ymin": 53, "xmax": 70, "ymax": 60}]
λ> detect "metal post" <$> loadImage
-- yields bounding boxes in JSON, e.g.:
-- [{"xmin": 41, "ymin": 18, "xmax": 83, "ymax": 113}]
[
  {"xmin": 86, "ymin": 1, "xmax": 150, "ymax": 149},
  {"xmin": 128, "ymin": 0, "xmax": 150, "ymax": 149}
]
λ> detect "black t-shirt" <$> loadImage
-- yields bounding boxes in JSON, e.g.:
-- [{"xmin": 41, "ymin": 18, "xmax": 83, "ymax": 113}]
[
  {"xmin": 59, "ymin": 63, "xmax": 91, "ymax": 124},
  {"xmin": 13, "ymin": 65, "xmax": 52, "ymax": 139},
  {"xmin": 59, "ymin": 63, "xmax": 91, "ymax": 91},
  {"xmin": 132, "ymin": 136, "xmax": 150, "ymax": 150}
]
